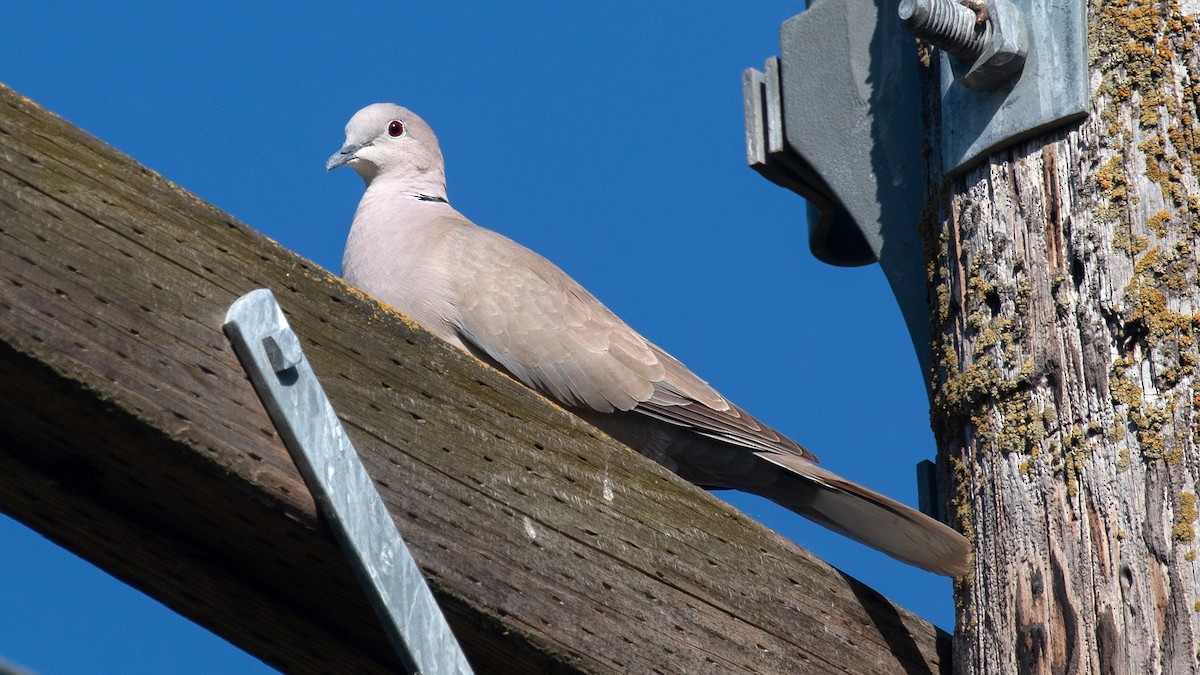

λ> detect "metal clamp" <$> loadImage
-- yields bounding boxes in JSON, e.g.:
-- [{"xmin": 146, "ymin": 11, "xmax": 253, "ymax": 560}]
[
  {"xmin": 225, "ymin": 289, "xmax": 473, "ymax": 675},
  {"xmin": 742, "ymin": 0, "xmax": 933, "ymax": 378},
  {"xmin": 900, "ymin": 0, "xmax": 1088, "ymax": 175},
  {"xmin": 741, "ymin": 0, "xmax": 1089, "ymax": 384}
]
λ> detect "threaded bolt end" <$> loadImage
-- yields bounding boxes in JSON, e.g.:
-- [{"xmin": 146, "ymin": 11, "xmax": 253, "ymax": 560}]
[{"xmin": 898, "ymin": 0, "xmax": 991, "ymax": 62}]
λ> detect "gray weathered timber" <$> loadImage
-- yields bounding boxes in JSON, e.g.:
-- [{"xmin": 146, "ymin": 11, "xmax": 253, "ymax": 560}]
[
  {"xmin": 930, "ymin": 6, "xmax": 1200, "ymax": 674},
  {"xmin": 0, "ymin": 82, "xmax": 950, "ymax": 674}
]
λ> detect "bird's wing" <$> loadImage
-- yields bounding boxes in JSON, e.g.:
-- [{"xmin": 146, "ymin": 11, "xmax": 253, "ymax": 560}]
[
  {"xmin": 449, "ymin": 225, "xmax": 817, "ymax": 462},
  {"xmin": 451, "ymin": 224, "xmax": 692, "ymax": 412},
  {"xmin": 638, "ymin": 345, "xmax": 816, "ymax": 460}
]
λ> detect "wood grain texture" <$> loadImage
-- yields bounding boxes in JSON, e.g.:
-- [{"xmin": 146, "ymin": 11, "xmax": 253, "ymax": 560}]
[
  {"xmin": 0, "ymin": 81, "xmax": 949, "ymax": 674},
  {"xmin": 929, "ymin": 3, "xmax": 1200, "ymax": 672}
]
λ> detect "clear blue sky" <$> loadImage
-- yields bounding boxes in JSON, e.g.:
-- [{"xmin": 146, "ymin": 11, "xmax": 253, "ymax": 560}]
[{"xmin": 0, "ymin": 3, "xmax": 955, "ymax": 672}]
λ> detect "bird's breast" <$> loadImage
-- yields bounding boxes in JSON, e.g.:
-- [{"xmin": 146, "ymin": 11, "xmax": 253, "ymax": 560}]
[{"xmin": 341, "ymin": 208, "xmax": 464, "ymax": 345}]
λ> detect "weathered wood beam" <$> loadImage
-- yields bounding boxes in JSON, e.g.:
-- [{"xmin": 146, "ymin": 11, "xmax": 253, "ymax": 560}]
[{"xmin": 0, "ymin": 82, "xmax": 950, "ymax": 674}]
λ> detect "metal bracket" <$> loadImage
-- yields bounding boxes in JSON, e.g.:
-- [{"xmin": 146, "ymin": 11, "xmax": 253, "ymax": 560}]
[
  {"xmin": 743, "ymin": 0, "xmax": 933, "ymax": 378},
  {"xmin": 938, "ymin": 0, "xmax": 1089, "ymax": 175},
  {"xmin": 224, "ymin": 289, "xmax": 473, "ymax": 675},
  {"xmin": 915, "ymin": 459, "xmax": 945, "ymax": 523},
  {"xmin": 742, "ymin": 0, "xmax": 1089, "ymax": 386},
  {"xmin": 743, "ymin": 59, "xmax": 873, "ymax": 267}
]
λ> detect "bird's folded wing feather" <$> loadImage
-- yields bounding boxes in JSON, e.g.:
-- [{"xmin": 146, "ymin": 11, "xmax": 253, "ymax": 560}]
[{"xmin": 449, "ymin": 226, "xmax": 816, "ymax": 462}]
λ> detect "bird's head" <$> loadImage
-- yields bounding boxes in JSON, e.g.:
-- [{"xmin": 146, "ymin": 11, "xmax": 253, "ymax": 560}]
[{"xmin": 326, "ymin": 103, "xmax": 445, "ymax": 191}]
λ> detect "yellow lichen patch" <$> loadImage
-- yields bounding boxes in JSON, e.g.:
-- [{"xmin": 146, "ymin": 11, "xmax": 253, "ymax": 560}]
[
  {"xmin": 1116, "ymin": 447, "xmax": 1132, "ymax": 472},
  {"xmin": 1148, "ymin": 210, "xmax": 1172, "ymax": 236},
  {"xmin": 1139, "ymin": 135, "xmax": 1187, "ymax": 204},
  {"xmin": 1099, "ymin": 185, "xmax": 1133, "ymax": 236},
  {"xmin": 1180, "ymin": 491, "xmax": 1198, "ymax": 521},
  {"xmin": 1093, "ymin": 0, "xmax": 1193, "ymax": 125},
  {"xmin": 1048, "ymin": 426, "xmax": 1097, "ymax": 497},
  {"xmin": 1174, "ymin": 491, "xmax": 1198, "ymax": 543},
  {"xmin": 1110, "ymin": 356, "xmax": 1142, "ymax": 430},
  {"xmin": 1093, "ymin": 0, "xmax": 1200, "ymax": 234},
  {"xmin": 1096, "ymin": 154, "xmax": 1129, "ymax": 205},
  {"xmin": 1129, "ymin": 397, "xmax": 1175, "ymax": 460},
  {"xmin": 944, "ymin": 453, "xmax": 977, "ymax": 587},
  {"xmin": 997, "ymin": 393, "xmax": 1045, "ymax": 456},
  {"xmin": 1194, "ymin": 392, "xmax": 1200, "ymax": 444},
  {"xmin": 1123, "ymin": 245, "xmax": 1198, "ymax": 344}
]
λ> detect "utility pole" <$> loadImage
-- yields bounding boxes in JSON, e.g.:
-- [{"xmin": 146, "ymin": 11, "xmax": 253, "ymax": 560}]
[
  {"xmin": 746, "ymin": 0, "xmax": 1200, "ymax": 671},
  {"xmin": 936, "ymin": 3, "xmax": 1200, "ymax": 672}
]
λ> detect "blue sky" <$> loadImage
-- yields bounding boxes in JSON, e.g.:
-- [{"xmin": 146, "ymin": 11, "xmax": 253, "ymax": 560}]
[{"xmin": 0, "ymin": 3, "xmax": 955, "ymax": 672}]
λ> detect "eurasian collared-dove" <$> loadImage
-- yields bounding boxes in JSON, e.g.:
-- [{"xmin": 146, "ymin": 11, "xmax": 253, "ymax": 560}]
[{"xmin": 327, "ymin": 103, "xmax": 970, "ymax": 576}]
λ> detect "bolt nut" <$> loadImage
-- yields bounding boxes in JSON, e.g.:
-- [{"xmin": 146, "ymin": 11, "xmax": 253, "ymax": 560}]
[
  {"xmin": 262, "ymin": 328, "xmax": 303, "ymax": 373},
  {"xmin": 956, "ymin": 0, "xmax": 1027, "ymax": 91}
]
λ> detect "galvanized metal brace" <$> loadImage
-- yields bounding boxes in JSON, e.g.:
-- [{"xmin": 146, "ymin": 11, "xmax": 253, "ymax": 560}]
[{"xmin": 224, "ymin": 289, "xmax": 473, "ymax": 675}]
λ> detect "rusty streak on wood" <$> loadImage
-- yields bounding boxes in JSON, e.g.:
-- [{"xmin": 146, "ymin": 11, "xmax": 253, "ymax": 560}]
[{"xmin": 0, "ymin": 82, "xmax": 950, "ymax": 674}]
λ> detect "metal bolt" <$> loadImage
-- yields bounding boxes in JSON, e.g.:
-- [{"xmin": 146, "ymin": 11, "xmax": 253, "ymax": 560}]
[
  {"xmin": 899, "ymin": 0, "xmax": 1027, "ymax": 92},
  {"xmin": 898, "ymin": 0, "xmax": 991, "ymax": 62},
  {"xmin": 262, "ymin": 327, "xmax": 303, "ymax": 372}
]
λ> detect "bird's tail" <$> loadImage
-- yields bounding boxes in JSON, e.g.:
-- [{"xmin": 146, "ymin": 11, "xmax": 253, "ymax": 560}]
[
  {"xmin": 577, "ymin": 409, "xmax": 970, "ymax": 575},
  {"xmin": 753, "ymin": 453, "xmax": 971, "ymax": 577}
]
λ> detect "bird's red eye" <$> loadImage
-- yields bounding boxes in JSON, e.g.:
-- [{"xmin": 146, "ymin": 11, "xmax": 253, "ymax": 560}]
[{"xmin": 387, "ymin": 120, "xmax": 405, "ymax": 137}]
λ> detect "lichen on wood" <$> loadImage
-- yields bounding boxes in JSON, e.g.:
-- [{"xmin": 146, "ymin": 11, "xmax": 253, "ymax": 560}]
[{"xmin": 930, "ymin": 1, "xmax": 1200, "ymax": 672}]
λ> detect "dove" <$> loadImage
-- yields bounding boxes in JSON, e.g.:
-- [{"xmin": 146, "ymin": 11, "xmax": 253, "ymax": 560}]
[{"xmin": 327, "ymin": 103, "xmax": 970, "ymax": 576}]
